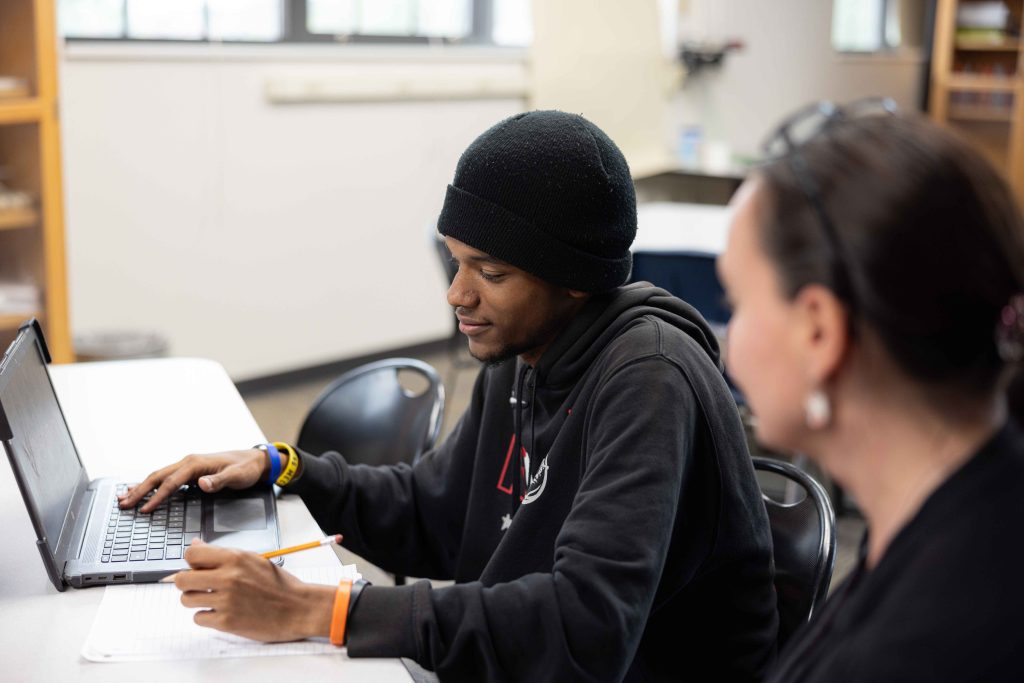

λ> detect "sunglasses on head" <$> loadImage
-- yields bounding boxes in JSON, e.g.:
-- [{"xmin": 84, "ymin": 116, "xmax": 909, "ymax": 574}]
[{"xmin": 759, "ymin": 97, "xmax": 899, "ymax": 310}]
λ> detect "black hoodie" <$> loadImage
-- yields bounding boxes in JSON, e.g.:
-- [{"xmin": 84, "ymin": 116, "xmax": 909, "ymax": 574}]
[{"xmin": 287, "ymin": 282, "xmax": 778, "ymax": 682}]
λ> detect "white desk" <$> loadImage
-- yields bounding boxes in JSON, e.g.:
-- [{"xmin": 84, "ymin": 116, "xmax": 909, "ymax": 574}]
[{"xmin": 0, "ymin": 358, "xmax": 411, "ymax": 683}]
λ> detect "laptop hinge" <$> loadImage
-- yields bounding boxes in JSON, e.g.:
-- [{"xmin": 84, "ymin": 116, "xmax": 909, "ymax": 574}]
[
  {"xmin": 36, "ymin": 538, "xmax": 67, "ymax": 592},
  {"xmin": 20, "ymin": 318, "xmax": 51, "ymax": 364},
  {"xmin": 0, "ymin": 401, "xmax": 11, "ymax": 441}
]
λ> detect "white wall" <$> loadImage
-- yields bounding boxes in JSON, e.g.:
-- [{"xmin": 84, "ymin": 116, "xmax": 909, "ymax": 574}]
[
  {"xmin": 57, "ymin": 2, "xmax": 927, "ymax": 380},
  {"xmin": 672, "ymin": 0, "xmax": 926, "ymax": 161},
  {"xmin": 530, "ymin": 0, "xmax": 681, "ymax": 176},
  {"xmin": 59, "ymin": 43, "xmax": 527, "ymax": 380}
]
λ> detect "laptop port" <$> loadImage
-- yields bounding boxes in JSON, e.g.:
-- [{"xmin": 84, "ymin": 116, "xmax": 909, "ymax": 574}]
[{"xmin": 113, "ymin": 573, "xmax": 127, "ymax": 581}]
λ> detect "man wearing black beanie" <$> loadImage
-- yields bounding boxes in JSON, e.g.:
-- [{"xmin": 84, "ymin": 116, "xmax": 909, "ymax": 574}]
[{"xmin": 122, "ymin": 111, "xmax": 778, "ymax": 682}]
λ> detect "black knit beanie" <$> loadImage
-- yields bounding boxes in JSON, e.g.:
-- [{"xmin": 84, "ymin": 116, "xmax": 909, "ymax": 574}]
[{"xmin": 437, "ymin": 110, "xmax": 636, "ymax": 292}]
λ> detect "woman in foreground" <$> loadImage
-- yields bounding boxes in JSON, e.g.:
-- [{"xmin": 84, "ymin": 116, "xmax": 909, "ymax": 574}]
[{"xmin": 718, "ymin": 101, "xmax": 1024, "ymax": 681}]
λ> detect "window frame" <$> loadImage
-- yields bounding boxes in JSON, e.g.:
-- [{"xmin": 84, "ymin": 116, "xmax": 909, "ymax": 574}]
[
  {"xmin": 831, "ymin": 0, "xmax": 899, "ymax": 55},
  {"xmin": 61, "ymin": 0, "xmax": 497, "ymax": 45}
]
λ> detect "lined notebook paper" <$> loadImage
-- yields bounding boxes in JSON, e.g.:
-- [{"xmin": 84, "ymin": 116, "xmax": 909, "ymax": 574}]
[{"xmin": 82, "ymin": 564, "xmax": 361, "ymax": 662}]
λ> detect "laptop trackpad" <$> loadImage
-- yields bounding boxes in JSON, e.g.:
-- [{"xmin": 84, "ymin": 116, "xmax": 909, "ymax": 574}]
[{"xmin": 213, "ymin": 498, "xmax": 267, "ymax": 532}]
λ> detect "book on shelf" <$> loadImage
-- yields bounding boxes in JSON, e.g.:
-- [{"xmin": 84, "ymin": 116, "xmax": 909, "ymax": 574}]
[
  {"xmin": 0, "ymin": 283, "xmax": 39, "ymax": 315},
  {"xmin": 0, "ymin": 76, "xmax": 29, "ymax": 100}
]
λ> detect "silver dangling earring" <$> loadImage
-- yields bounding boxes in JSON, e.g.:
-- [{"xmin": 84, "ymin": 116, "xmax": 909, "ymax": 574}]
[{"xmin": 804, "ymin": 389, "xmax": 831, "ymax": 430}]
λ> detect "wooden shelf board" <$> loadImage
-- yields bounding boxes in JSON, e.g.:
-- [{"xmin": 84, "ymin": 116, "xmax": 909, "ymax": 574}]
[
  {"xmin": 956, "ymin": 38, "xmax": 1021, "ymax": 51},
  {"xmin": 0, "ymin": 85, "xmax": 30, "ymax": 99},
  {"xmin": 948, "ymin": 105, "xmax": 1015, "ymax": 122},
  {"xmin": 0, "ymin": 98, "xmax": 42, "ymax": 125},
  {"xmin": 945, "ymin": 74, "xmax": 1020, "ymax": 92},
  {"xmin": 0, "ymin": 207, "xmax": 39, "ymax": 230},
  {"xmin": 0, "ymin": 312, "xmax": 36, "ymax": 330}
]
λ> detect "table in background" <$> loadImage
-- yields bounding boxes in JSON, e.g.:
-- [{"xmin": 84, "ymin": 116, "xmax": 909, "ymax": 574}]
[
  {"xmin": 632, "ymin": 201, "xmax": 732, "ymax": 330},
  {"xmin": 0, "ymin": 357, "xmax": 412, "ymax": 683}
]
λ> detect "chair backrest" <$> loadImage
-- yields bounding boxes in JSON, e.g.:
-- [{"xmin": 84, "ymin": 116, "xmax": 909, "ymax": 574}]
[
  {"xmin": 751, "ymin": 456, "xmax": 837, "ymax": 650},
  {"xmin": 296, "ymin": 358, "xmax": 445, "ymax": 467},
  {"xmin": 630, "ymin": 250, "xmax": 730, "ymax": 327}
]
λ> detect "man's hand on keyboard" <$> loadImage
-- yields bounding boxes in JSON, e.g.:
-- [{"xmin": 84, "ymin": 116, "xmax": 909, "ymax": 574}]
[
  {"xmin": 172, "ymin": 539, "xmax": 335, "ymax": 642},
  {"xmin": 117, "ymin": 449, "xmax": 269, "ymax": 513}
]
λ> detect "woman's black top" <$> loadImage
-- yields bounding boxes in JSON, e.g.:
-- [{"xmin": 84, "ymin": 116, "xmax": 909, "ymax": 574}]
[{"xmin": 768, "ymin": 420, "xmax": 1024, "ymax": 682}]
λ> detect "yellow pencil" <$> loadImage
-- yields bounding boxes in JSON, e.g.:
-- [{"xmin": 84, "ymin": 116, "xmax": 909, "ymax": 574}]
[
  {"xmin": 159, "ymin": 534, "xmax": 343, "ymax": 583},
  {"xmin": 260, "ymin": 534, "xmax": 343, "ymax": 559}
]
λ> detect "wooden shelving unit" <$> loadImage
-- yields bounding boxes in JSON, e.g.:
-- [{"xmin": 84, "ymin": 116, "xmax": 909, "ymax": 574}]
[
  {"xmin": 956, "ymin": 36, "xmax": 1022, "ymax": 50},
  {"xmin": 944, "ymin": 72, "xmax": 1018, "ymax": 90},
  {"xmin": 0, "ymin": 0, "xmax": 71, "ymax": 360},
  {"xmin": 0, "ymin": 99, "xmax": 44, "ymax": 125},
  {"xmin": 949, "ymin": 105, "xmax": 1016, "ymax": 121},
  {"xmin": 930, "ymin": 1, "xmax": 1024, "ymax": 196},
  {"xmin": 0, "ymin": 207, "xmax": 39, "ymax": 231}
]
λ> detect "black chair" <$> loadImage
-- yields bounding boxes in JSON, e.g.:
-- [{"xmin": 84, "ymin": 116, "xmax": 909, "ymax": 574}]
[
  {"xmin": 751, "ymin": 456, "xmax": 837, "ymax": 650},
  {"xmin": 297, "ymin": 358, "xmax": 445, "ymax": 468},
  {"xmin": 297, "ymin": 359, "xmax": 445, "ymax": 585}
]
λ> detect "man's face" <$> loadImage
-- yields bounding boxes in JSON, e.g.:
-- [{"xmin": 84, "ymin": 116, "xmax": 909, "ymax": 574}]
[{"xmin": 445, "ymin": 237, "xmax": 586, "ymax": 366}]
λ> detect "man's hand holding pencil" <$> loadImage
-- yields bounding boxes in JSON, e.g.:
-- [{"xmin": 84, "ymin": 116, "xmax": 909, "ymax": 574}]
[
  {"xmin": 164, "ymin": 535, "xmax": 344, "ymax": 643},
  {"xmin": 116, "ymin": 447, "xmax": 350, "ymax": 644}
]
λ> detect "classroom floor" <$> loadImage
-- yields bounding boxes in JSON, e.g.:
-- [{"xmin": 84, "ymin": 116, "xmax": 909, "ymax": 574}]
[{"xmin": 239, "ymin": 341, "xmax": 865, "ymax": 591}]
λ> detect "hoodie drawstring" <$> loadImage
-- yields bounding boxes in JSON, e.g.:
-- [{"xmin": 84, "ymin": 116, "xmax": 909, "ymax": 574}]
[
  {"xmin": 511, "ymin": 363, "xmax": 529, "ymax": 509},
  {"xmin": 528, "ymin": 377, "xmax": 538, "ymax": 483}
]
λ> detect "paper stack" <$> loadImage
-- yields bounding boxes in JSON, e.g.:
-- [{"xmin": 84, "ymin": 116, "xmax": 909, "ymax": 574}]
[{"xmin": 82, "ymin": 564, "xmax": 362, "ymax": 662}]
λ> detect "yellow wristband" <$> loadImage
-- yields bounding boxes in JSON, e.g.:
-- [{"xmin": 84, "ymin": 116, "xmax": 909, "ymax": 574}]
[{"xmin": 273, "ymin": 442, "xmax": 300, "ymax": 486}]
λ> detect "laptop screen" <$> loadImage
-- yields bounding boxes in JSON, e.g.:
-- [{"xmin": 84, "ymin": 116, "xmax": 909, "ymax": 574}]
[{"xmin": 0, "ymin": 327, "xmax": 85, "ymax": 556}]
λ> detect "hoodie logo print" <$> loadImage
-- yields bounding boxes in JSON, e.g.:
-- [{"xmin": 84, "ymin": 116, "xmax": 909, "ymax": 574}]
[
  {"xmin": 497, "ymin": 434, "xmax": 526, "ymax": 495},
  {"xmin": 520, "ymin": 456, "xmax": 549, "ymax": 505}
]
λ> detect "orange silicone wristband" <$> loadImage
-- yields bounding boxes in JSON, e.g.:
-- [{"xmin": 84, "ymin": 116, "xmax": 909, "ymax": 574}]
[{"xmin": 330, "ymin": 579, "xmax": 353, "ymax": 646}]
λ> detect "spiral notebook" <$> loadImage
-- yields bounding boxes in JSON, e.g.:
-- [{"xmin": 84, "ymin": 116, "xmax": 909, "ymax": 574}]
[{"xmin": 82, "ymin": 564, "xmax": 361, "ymax": 662}]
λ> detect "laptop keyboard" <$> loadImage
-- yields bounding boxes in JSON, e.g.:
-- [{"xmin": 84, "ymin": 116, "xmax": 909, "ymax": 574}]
[{"xmin": 102, "ymin": 485, "xmax": 202, "ymax": 563}]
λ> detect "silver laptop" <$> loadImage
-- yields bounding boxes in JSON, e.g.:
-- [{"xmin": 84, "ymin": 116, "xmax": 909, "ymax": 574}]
[{"xmin": 0, "ymin": 319, "xmax": 281, "ymax": 590}]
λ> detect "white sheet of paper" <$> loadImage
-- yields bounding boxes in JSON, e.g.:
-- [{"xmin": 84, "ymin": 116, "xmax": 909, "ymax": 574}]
[{"xmin": 81, "ymin": 564, "xmax": 361, "ymax": 662}]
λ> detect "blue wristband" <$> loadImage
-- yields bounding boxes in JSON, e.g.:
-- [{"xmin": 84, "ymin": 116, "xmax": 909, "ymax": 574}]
[{"xmin": 265, "ymin": 443, "xmax": 282, "ymax": 484}]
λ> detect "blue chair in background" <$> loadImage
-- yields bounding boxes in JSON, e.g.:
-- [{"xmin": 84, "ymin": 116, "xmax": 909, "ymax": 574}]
[{"xmin": 630, "ymin": 250, "xmax": 729, "ymax": 328}]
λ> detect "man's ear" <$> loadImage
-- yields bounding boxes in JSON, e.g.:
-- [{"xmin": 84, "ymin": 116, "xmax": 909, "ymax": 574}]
[
  {"xmin": 793, "ymin": 283, "xmax": 851, "ymax": 385},
  {"xmin": 567, "ymin": 289, "xmax": 590, "ymax": 300}
]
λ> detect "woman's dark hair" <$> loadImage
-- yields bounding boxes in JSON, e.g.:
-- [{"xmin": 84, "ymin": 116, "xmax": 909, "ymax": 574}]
[{"xmin": 758, "ymin": 113, "xmax": 1024, "ymax": 398}]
